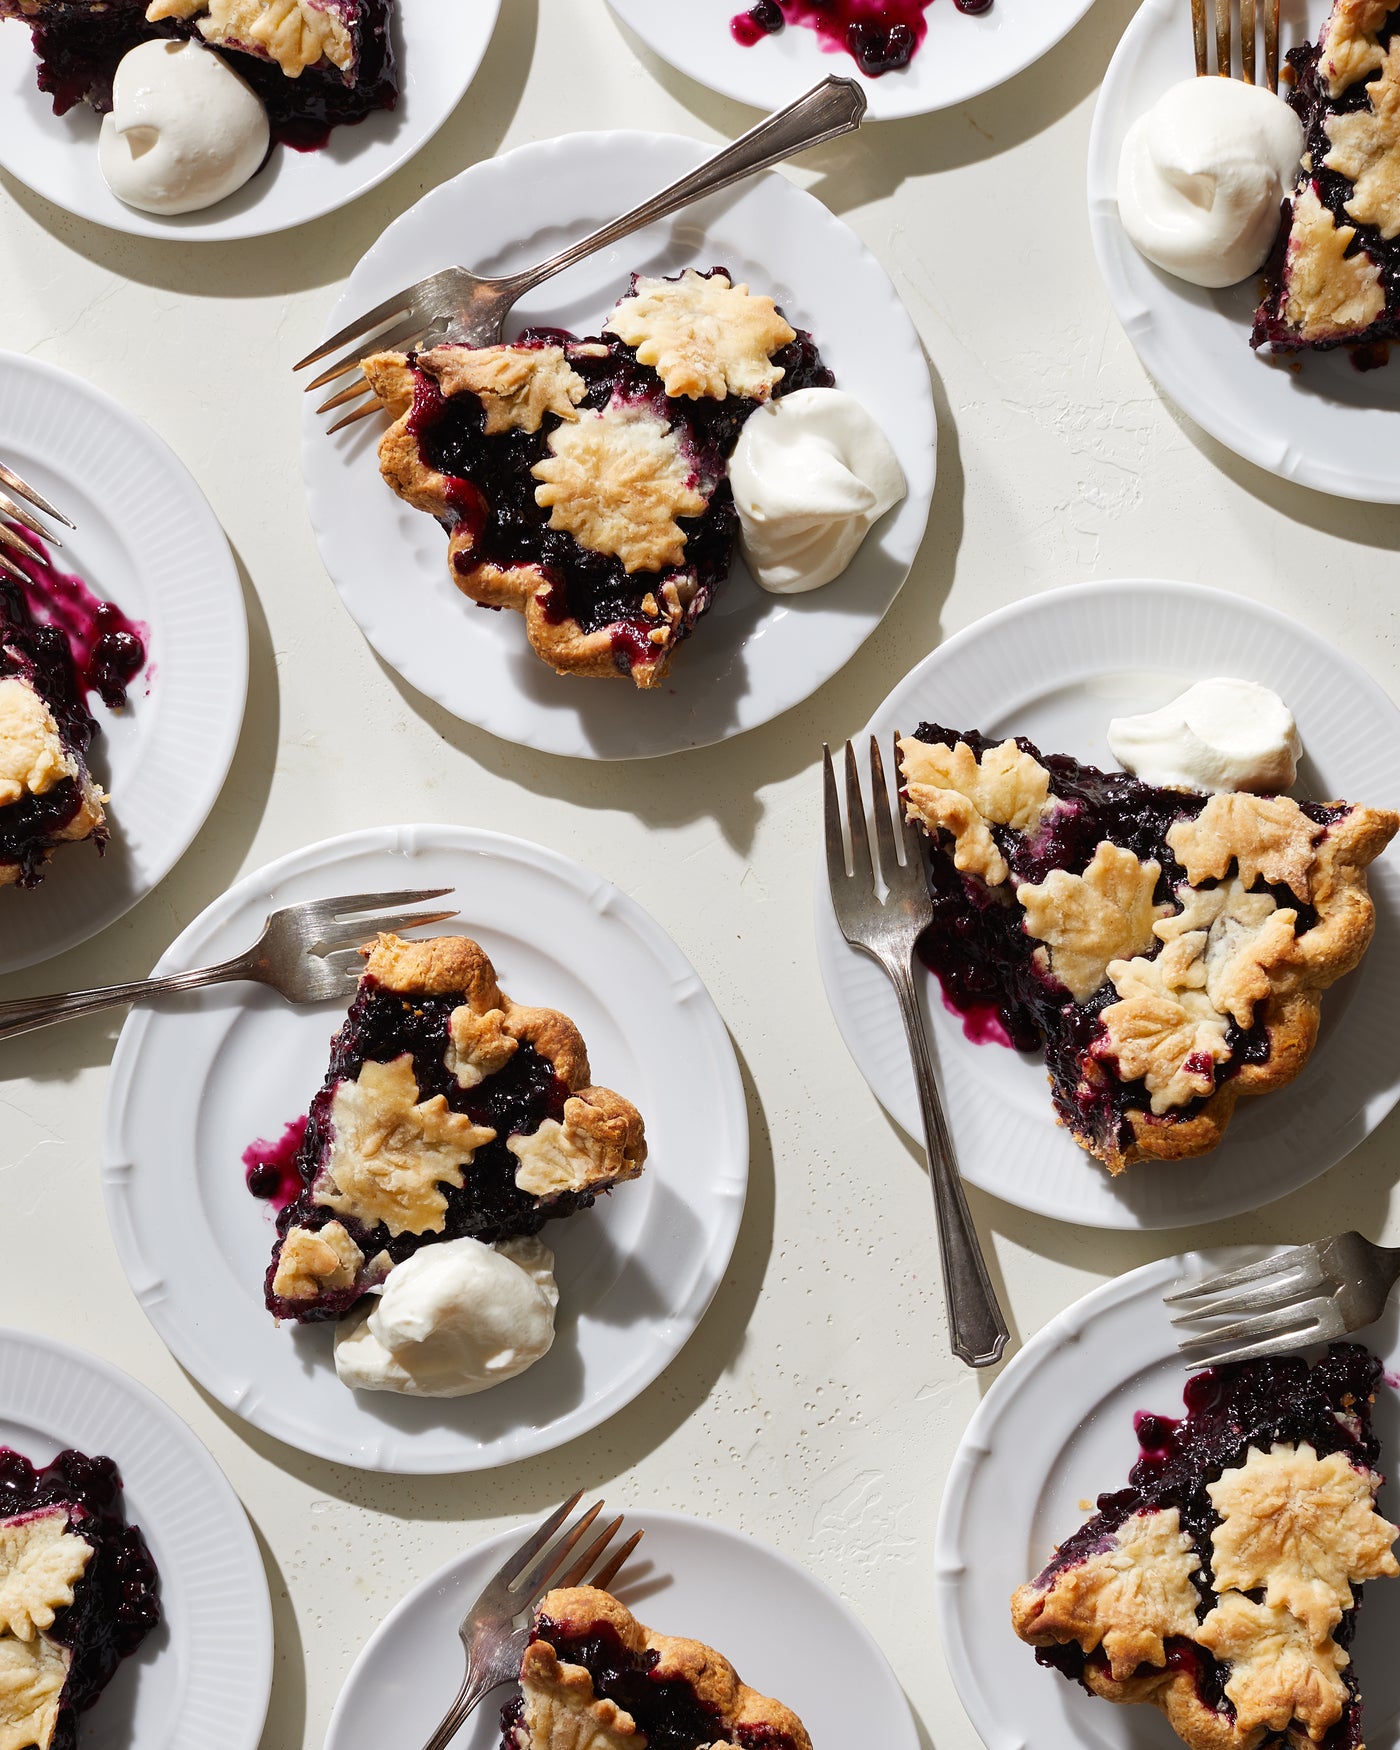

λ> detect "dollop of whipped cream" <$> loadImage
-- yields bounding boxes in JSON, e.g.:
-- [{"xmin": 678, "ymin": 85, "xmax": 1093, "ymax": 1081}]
[
  {"xmin": 1108, "ymin": 677, "xmax": 1302, "ymax": 793},
  {"xmin": 99, "ymin": 39, "xmax": 269, "ymax": 216},
  {"xmin": 728, "ymin": 387, "xmax": 906, "ymax": 594},
  {"xmin": 1117, "ymin": 77, "xmax": 1303, "ymax": 288},
  {"xmin": 333, "ymin": 1235, "xmax": 558, "ymax": 1398}
]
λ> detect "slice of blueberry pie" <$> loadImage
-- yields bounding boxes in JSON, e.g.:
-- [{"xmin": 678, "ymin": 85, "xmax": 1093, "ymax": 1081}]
[
  {"xmin": 360, "ymin": 266, "xmax": 832, "ymax": 689},
  {"xmin": 1012, "ymin": 1345, "xmax": 1399, "ymax": 1750},
  {"xmin": 899, "ymin": 724, "xmax": 1397, "ymax": 1172},
  {"xmin": 0, "ymin": 559, "xmax": 106, "ymax": 891},
  {"xmin": 0, "ymin": 0, "xmax": 398, "ymax": 148},
  {"xmin": 1253, "ymin": 0, "xmax": 1400, "ymax": 355},
  {"xmin": 500, "ymin": 1587, "xmax": 812, "ymax": 1750},
  {"xmin": 0, "ymin": 1444, "xmax": 161, "ymax": 1750},
  {"xmin": 267, "ymin": 933, "xmax": 647, "ymax": 1322}
]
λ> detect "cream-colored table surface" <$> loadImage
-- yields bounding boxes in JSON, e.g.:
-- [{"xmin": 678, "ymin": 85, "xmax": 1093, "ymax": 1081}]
[{"xmin": 3, "ymin": 3, "xmax": 1400, "ymax": 1747}]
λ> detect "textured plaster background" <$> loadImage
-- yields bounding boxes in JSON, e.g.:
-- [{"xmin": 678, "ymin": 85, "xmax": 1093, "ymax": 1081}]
[{"xmin": 2, "ymin": 2, "xmax": 1399, "ymax": 1745}]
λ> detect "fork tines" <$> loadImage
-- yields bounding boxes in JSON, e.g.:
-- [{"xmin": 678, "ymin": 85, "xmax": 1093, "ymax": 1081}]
[
  {"xmin": 1192, "ymin": 0, "xmax": 1280, "ymax": 89},
  {"xmin": 485, "ymin": 1493, "xmax": 643, "ymax": 1614},
  {"xmin": 0, "ymin": 460, "xmax": 74, "ymax": 583}
]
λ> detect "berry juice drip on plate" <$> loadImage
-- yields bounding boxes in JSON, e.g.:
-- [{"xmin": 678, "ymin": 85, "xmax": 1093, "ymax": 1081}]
[
  {"xmin": 731, "ymin": 0, "xmax": 991, "ymax": 78},
  {"xmin": 5, "ymin": 523, "xmax": 148, "ymax": 710}
]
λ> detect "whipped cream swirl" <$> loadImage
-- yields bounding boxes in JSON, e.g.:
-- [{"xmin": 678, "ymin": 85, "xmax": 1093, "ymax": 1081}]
[
  {"xmin": 1108, "ymin": 677, "xmax": 1302, "ymax": 794},
  {"xmin": 99, "ymin": 39, "xmax": 269, "ymax": 216},
  {"xmin": 729, "ymin": 388, "xmax": 906, "ymax": 594},
  {"xmin": 1117, "ymin": 77, "xmax": 1303, "ymax": 288},
  {"xmin": 334, "ymin": 1235, "xmax": 558, "ymax": 1398}
]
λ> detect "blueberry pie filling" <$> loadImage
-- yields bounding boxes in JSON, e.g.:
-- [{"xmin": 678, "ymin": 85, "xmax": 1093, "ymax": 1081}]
[
  {"xmin": 362, "ymin": 266, "xmax": 831, "ymax": 689},
  {"xmin": 266, "ymin": 933, "xmax": 646, "ymax": 1323},
  {"xmin": 1012, "ymin": 1345, "xmax": 1398, "ymax": 1750},
  {"xmin": 1253, "ymin": 0, "xmax": 1400, "ymax": 357},
  {"xmin": 0, "ymin": 0, "xmax": 398, "ymax": 151},
  {"xmin": 0, "ymin": 529, "xmax": 144, "ymax": 890},
  {"xmin": 899, "ymin": 723, "xmax": 1397, "ymax": 1172},
  {"xmin": 730, "ymin": 0, "xmax": 992, "ymax": 78},
  {"xmin": 499, "ymin": 1587, "xmax": 812, "ymax": 1750},
  {"xmin": 0, "ymin": 1444, "xmax": 160, "ymax": 1750}
]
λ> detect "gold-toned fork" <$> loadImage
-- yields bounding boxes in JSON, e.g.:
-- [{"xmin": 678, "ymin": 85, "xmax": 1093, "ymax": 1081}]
[
  {"xmin": 1193, "ymin": 0, "xmax": 1280, "ymax": 89},
  {"xmin": 296, "ymin": 75, "xmax": 866, "ymax": 434},
  {"xmin": 420, "ymin": 1493, "xmax": 643, "ymax": 1750},
  {"xmin": 0, "ymin": 459, "xmax": 75, "ymax": 583}
]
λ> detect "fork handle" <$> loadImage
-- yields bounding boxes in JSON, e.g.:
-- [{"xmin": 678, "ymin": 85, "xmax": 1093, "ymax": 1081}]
[
  {"xmin": 888, "ymin": 958, "xmax": 1010, "ymax": 1370},
  {"xmin": 498, "ymin": 76, "xmax": 867, "ymax": 303},
  {"xmin": 0, "ymin": 953, "xmax": 254, "ymax": 1042},
  {"xmin": 419, "ymin": 1669, "xmax": 501, "ymax": 1750}
]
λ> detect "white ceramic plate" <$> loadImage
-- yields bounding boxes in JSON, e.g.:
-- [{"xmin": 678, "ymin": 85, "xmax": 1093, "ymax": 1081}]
[
  {"xmin": 0, "ymin": 0, "xmax": 499, "ymax": 241},
  {"xmin": 936, "ymin": 1248, "xmax": 1400, "ymax": 1750},
  {"xmin": 325, "ymin": 1507, "xmax": 919, "ymax": 1750},
  {"xmin": 0, "ymin": 1325, "xmax": 272, "ymax": 1750},
  {"xmin": 301, "ymin": 130, "xmax": 935, "ymax": 760},
  {"xmin": 1088, "ymin": 0, "xmax": 1400, "ymax": 501},
  {"xmin": 607, "ymin": 0, "xmax": 1097, "ymax": 119},
  {"xmin": 814, "ymin": 579, "xmax": 1400, "ymax": 1230},
  {"xmin": 101, "ymin": 825, "xmax": 748, "ymax": 1472},
  {"xmin": 0, "ymin": 352, "xmax": 246, "ymax": 974}
]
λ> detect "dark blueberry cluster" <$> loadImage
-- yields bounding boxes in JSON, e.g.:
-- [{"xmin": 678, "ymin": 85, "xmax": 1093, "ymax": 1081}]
[{"xmin": 0, "ymin": 1445, "xmax": 161, "ymax": 1750}]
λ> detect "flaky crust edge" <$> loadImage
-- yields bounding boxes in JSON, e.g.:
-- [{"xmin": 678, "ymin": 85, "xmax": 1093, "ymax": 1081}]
[
  {"xmin": 1010, "ymin": 1574, "xmax": 1263, "ymax": 1750},
  {"xmin": 361, "ymin": 934, "xmax": 647, "ymax": 1182},
  {"xmin": 528, "ymin": 1587, "xmax": 813, "ymax": 1750},
  {"xmin": 1110, "ymin": 801, "xmax": 1398, "ymax": 1170},
  {"xmin": 361, "ymin": 350, "xmax": 679, "ymax": 691}
]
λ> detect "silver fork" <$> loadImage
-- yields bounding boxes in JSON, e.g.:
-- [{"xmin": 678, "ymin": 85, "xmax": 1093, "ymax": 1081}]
[
  {"xmin": 296, "ymin": 75, "xmax": 866, "ymax": 433},
  {"xmin": 1166, "ymin": 1233, "xmax": 1400, "ymax": 1366},
  {"xmin": 0, "ymin": 888, "xmax": 457, "ymax": 1042},
  {"xmin": 824, "ymin": 736, "xmax": 1010, "ymax": 1369},
  {"xmin": 422, "ymin": 1491, "xmax": 644, "ymax": 1750},
  {"xmin": 1193, "ymin": 0, "xmax": 1279, "ymax": 89},
  {"xmin": 0, "ymin": 459, "xmax": 75, "ymax": 584}
]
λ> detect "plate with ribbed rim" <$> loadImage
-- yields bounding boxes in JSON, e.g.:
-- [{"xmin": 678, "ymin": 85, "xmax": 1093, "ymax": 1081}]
[
  {"xmin": 1088, "ymin": 0, "xmax": 1400, "ymax": 502},
  {"xmin": 0, "ymin": 352, "xmax": 246, "ymax": 974},
  {"xmin": 101, "ymin": 824, "xmax": 748, "ymax": 1473},
  {"xmin": 324, "ymin": 1507, "xmax": 920, "ymax": 1750},
  {"xmin": 0, "ymin": 1324, "xmax": 272, "ymax": 1750},
  {"xmin": 606, "ymin": 0, "xmax": 1097, "ymax": 119},
  {"xmin": 934, "ymin": 1248, "xmax": 1400, "ymax": 1750},
  {"xmin": 0, "ymin": 0, "xmax": 500, "ymax": 241},
  {"xmin": 814, "ymin": 578, "xmax": 1400, "ymax": 1230},
  {"xmin": 300, "ymin": 130, "xmax": 934, "ymax": 761}
]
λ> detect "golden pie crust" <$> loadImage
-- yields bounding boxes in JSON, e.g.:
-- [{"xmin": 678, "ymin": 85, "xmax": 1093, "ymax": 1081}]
[
  {"xmin": 361, "ymin": 348, "xmax": 699, "ymax": 690},
  {"xmin": 146, "ymin": 0, "xmax": 353, "ymax": 76},
  {"xmin": 603, "ymin": 270, "xmax": 796, "ymax": 402},
  {"xmin": 1012, "ymin": 1442, "xmax": 1400, "ymax": 1750},
  {"xmin": 897, "ymin": 735, "xmax": 1398, "ymax": 1173},
  {"xmin": 365, "ymin": 932, "xmax": 646, "ymax": 1199},
  {"xmin": 1278, "ymin": 186, "xmax": 1386, "ymax": 345},
  {"xmin": 520, "ymin": 1588, "xmax": 813, "ymax": 1750}
]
